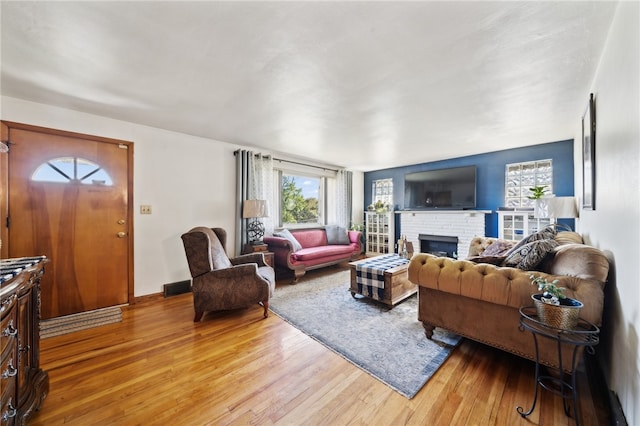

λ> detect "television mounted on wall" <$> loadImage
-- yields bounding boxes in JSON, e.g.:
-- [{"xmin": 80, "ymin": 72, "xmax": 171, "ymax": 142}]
[{"xmin": 404, "ymin": 165, "xmax": 477, "ymax": 209}]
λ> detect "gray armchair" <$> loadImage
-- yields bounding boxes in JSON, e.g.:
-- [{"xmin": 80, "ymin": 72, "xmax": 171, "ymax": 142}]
[{"xmin": 181, "ymin": 226, "xmax": 275, "ymax": 322}]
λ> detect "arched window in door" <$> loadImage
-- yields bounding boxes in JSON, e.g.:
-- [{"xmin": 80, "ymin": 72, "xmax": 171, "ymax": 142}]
[{"xmin": 31, "ymin": 157, "xmax": 113, "ymax": 185}]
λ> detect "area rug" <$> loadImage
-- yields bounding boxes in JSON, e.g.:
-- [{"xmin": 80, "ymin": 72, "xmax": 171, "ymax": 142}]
[
  {"xmin": 40, "ymin": 306, "xmax": 123, "ymax": 339},
  {"xmin": 269, "ymin": 268, "xmax": 461, "ymax": 399}
]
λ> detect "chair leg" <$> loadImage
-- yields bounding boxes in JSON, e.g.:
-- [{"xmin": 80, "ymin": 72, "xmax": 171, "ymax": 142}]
[
  {"xmin": 194, "ymin": 311, "xmax": 204, "ymax": 322},
  {"xmin": 262, "ymin": 300, "xmax": 269, "ymax": 318},
  {"xmin": 422, "ymin": 322, "xmax": 435, "ymax": 339}
]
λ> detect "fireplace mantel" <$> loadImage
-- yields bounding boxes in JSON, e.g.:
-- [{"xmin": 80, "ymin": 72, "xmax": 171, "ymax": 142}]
[
  {"xmin": 396, "ymin": 210, "xmax": 492, "ymax": 259},
  {"xmin": 396, "ymin": 210, "xmax": 492, "ymax": 216}
]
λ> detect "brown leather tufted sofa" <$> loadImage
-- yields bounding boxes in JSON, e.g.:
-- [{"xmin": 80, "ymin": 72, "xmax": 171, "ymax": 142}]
[{"xmin": 408, "ymin": 231, "xmax": 610, "ymax": 371}]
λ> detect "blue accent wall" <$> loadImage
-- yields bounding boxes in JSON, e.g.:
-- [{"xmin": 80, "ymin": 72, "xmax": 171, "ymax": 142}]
[{"xmin": 363, "ymin": 140, "xmax": 575, "ymax": 238}]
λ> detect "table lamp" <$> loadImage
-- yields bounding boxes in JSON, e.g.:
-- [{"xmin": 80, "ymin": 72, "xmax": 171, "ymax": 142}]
[{"xmin": 242, "ymin": 199, "xmax": 268, "ymax": 244}]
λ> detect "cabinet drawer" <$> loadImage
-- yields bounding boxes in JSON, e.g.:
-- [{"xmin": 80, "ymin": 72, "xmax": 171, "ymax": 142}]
[
  {"xmin": 1, "ymin": 379, "xmax": 17, "ymax": 426},
  {"xmin": 1, "ymin": 353, "xmax": 18, "ymax": 399},
  {"xmin": 0, "ymin": 305, "xmax": 17, "ymax": 357},
  {"xmin": 0, "ymin": 295, "xmax": 17, "ymax": 320}
]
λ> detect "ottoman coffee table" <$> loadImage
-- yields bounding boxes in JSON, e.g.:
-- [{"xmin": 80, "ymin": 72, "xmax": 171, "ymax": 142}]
[{"xmin": 348, "ymin": 254, "xmax": 417, "ymax": 307}]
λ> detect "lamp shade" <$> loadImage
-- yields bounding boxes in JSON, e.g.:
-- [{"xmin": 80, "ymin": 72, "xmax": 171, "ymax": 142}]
[
  {"xmin": 242, "ymin": 199, "xmax": 268, "ymax": 219},
  {"xmin": 548, "ymin": 197, "xmax": 578, "ymax": 219},
  {"xmin": 535, "ymin": 197, "xmax": 578, "ymax": 219}
]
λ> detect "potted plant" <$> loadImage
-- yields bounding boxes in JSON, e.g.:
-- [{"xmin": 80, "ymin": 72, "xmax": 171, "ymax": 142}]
[
  {"xmin": 527, "ymin": 185, "xmax": 548, "ymax": 200},
  {"xmin": 529, "ymin": 274, "xmax": 583, "ymax": 329},
  {"xmin": 374, "ymin": 200, "xmax": 387, "ymax": 213}
]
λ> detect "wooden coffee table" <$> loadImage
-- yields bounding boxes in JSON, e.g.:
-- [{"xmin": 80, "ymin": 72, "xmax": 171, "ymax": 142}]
[{"xmin": 348, "ymin": 255, "xmax": 417, "ymax": 307}]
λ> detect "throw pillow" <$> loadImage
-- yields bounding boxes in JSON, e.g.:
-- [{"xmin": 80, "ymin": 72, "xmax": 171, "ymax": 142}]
[
  {"xmin": 336, "ymin": 228, "xmax": 350, "ymax": 245},
  {"xmin": 505, "ymin": 225, "xmax": 558, "ymax": 257},
  {"xmin": 325, "ymin": 225, "xmax": 350, "ymax": 245},
  {"xmin": 481, "ymin": 239, "xmax": 515, "ymax": 256},
  {"xmin": 504, "ymin": 238, "xmax": 559, "ymax": 270},
  {"xmin": 274, "ymin": 229, "xmax": 303, "ymax": 252}
]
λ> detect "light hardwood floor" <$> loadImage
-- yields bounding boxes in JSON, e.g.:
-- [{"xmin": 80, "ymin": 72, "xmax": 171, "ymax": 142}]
[{"xmin": 30, "ymin": 269, "xmax": 609, "ymax": 425}]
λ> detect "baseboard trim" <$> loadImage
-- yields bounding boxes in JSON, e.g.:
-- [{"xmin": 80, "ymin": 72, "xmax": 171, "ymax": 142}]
[
  {"xmin": 163, "ymin": 280, "xmax": 192, "ymax": 297},
  {"xmin": 585, "ymin": 353, "xmax": 628, "ymax": 425}
]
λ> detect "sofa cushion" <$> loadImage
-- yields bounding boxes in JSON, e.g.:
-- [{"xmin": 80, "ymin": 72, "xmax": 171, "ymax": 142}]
[
  {"xmin": 555, "ymin": 231, "xmax": 583, "ymax": 245},
  {"xmin": 273, "ymin": 229, "xmax": 302, "ymax": 252},
  {"xmin": 504, "ymin": 238, "xmax": 558, "ymax": 270},
  {"xmin": 209, "ymin": 231, "xmax": 233, "ymax": 270},
  {"xmin": 325, "ymin": 225, "xmax": 350, "ymax": 245},
  {"xmin": 291, "ymin": 229, "xmax": 328, "ymax": 248},
  {"xmin": 545, "ymin": 243, "xmax": 610, "ymax": 283},
  {"xmin": 292, "ymin": 244, "xmax": 355, "ymax": 261}
]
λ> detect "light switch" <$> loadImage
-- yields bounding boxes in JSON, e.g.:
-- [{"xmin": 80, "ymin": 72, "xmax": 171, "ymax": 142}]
[{"xmin": 140, "ymin": 205, "xmax": 152, "ymax": 214}]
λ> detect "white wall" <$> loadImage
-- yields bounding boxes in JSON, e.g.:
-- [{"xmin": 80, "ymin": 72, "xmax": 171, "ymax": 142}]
[
  {"xmin": 575, "ymin": 2, "xmax": 639, "ymax": 423},
  {"xmin": 1, "ymin": 96, "xmax": 364, "ymax": 298}
]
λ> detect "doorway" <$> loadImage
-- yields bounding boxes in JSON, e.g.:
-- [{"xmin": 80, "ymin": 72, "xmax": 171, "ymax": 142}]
[{"xmin": 1, "ymin": 121, "xmax": 134, "ymax": 319}]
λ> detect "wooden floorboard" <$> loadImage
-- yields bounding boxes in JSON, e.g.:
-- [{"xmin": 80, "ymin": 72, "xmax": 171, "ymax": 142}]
[{"xmin": 29, "ymin": 270, "xmax": 610, "ymax": 425}]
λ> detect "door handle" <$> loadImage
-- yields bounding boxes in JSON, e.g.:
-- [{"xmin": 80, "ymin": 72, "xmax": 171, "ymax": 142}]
[{"xmin": 117, "ymin": 232, "xmax": 127, "ymax": 238}]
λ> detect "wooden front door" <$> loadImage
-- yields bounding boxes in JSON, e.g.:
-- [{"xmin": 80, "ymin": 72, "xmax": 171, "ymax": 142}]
[{"xmin": 3, "ymin": 122, "xmax": 133, "ymax": 319}]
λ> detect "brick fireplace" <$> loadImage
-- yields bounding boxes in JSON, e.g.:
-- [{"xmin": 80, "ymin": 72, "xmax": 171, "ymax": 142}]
[{"xmin": 397, "ymin": 210, "xmax": 490, "ymax": 259}]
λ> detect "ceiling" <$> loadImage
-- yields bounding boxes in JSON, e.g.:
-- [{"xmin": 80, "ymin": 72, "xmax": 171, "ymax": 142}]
[{"xmin": 0, "ymin": 1, "xmax": 617, "ymax": 171}]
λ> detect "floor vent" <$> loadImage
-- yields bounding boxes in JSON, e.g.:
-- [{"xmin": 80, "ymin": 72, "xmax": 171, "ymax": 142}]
[{"xmin": 163, "ymin": 280, "xmax": 191, "ymax": 297}]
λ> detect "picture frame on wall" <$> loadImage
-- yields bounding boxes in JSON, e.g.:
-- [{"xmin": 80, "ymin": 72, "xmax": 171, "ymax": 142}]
[{"xmin": 582, "ymin": 93, "xmax": 596, "ymax": 210}]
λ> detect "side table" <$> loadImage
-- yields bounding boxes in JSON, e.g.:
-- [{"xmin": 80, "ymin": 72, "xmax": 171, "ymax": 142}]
[
  {"xmin": 242, "ymin": 243, "xmax": 268, "ymax": 254},
  {"xmin": 516, "ymin": 306, "xmax": 599, "ymax": 426},
  {"xmin": 241, "ymin": 244, "xmax": 274, "ymax": 268},
  {"xmin": 261, "ymin": 252, "xmax": 274, "ymax": 268}
]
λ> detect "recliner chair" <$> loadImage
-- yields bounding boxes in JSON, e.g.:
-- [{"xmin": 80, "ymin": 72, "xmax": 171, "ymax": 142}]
[{"xmin": 181, "ymin": 226, "xmax": 275, "ymax": 322}]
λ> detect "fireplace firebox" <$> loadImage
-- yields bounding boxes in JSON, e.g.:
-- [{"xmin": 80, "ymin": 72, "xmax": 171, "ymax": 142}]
[{"xmin": 418, "ymin": 234, "xmax": 459, "ymax": 259}]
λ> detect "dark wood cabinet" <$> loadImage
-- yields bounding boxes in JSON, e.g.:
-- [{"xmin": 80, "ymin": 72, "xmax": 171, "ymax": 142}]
[
  {"xmin": 242, "ymin": 244, "xmax": 274, "ymax": 268},
  {"xmin": 1, "ymin": 257, "xmax": 48, "ymax": 425}
]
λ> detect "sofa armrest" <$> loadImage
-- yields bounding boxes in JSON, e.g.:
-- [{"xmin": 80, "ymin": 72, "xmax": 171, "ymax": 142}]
[
  {"xmin": 264, "ymin": 236, "xmax": 293, "ymax": 251},
  {"xmin": 348, "ymin": 230, "xmax": 362, "ymax": 251},
  {"xmin": 192, "ymin": 263, "xmax": 265, "ymax": 289},
  {"xmin": 231, "ymin": 252, "xmax": 268, "ymax": 268}
]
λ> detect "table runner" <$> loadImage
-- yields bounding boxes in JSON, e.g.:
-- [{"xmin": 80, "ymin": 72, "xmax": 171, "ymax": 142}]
[
  {"xmin": 355, "ymin": 254, "xmax": 409, "ymax": 300},
  {"xmin": 0, "ymin": 256, "xmax": 47, "ymax": 284}
]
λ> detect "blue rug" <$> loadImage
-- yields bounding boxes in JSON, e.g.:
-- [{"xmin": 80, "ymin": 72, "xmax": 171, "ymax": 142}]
[{"xmin": 270, "ymin": 268, "xmax": 461, "ymax": 399}]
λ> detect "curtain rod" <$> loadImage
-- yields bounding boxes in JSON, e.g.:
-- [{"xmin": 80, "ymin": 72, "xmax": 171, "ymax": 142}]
[
  {"xmin": 233, "ymin": 149, "xmax": 338, "ymax": 172},
  {"xmin": 273, "ymin": 158, "xmax": 338, "ymax": 173}
]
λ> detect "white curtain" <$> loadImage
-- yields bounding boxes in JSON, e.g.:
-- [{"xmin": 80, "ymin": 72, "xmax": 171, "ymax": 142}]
[
  {"xmin": 336, "ymin": 169, "xmax": 353, "ymax": 228},
  {"xmin": 250, "ymin": 154, "xmax": 274, "ymax": 236}
]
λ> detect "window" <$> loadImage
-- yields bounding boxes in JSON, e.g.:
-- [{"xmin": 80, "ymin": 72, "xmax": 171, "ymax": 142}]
[
  {"xmin": 279, "ymin": 172, "xmax": 325, "ymax": 227},
  {"xmin": 505, "ymin": 160, "xmax": 552, "ymax": 208},
  {"xmin": 32, "ymin": 157, "xmax": 113, "ymax": 185},
  {"xmin": 372, "ymin": 178, "xmax": 393, "ymax": 206}
]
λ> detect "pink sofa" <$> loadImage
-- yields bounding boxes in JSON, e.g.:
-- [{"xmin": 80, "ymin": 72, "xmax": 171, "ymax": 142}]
[{"xmin": 263, "ymin": 228, "xmax": 362, "ymax": 281}]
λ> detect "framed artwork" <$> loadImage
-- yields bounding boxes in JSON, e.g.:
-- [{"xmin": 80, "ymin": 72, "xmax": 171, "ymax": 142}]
[{"xmin": 582, "ymin": 93, "xmax": 596, "ymax": 210}]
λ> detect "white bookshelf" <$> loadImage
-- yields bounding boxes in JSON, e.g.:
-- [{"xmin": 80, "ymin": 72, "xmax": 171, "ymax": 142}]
[
  {"xmin": 498, "ymin": 210, "xmax": 551, "ymax": 241},
  {"xmin": 365, "ymin": 211, "xmax": 394, "ymax": 256}
]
